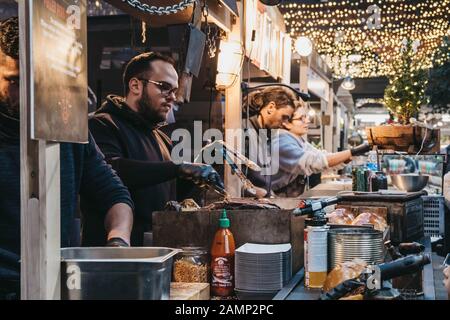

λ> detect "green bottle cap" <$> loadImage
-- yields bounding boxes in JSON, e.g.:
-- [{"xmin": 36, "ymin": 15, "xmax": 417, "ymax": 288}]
[{"xmin": 219, "ymin": 209, "xmax": 230, "ymax": 228}]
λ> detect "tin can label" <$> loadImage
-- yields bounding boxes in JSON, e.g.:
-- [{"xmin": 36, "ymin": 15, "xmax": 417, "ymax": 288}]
[
  {"xmin": 307, "ymin": 228, "xmax": 328, "ymax": 272},
  {"xmin": 305, "ymin": 226, "xmax": 329, "ymax": 288}
]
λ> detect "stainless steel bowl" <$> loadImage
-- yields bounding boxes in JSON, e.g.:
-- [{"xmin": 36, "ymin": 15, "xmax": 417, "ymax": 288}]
[{"xmin": 390, "ymin": 174, "xmax": 429, "ymax": 192}]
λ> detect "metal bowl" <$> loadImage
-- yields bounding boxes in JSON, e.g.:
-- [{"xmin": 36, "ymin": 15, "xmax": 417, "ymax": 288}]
[{"xmin": 390, "ymin": 174, "xmax": 429, "ymax": 192}]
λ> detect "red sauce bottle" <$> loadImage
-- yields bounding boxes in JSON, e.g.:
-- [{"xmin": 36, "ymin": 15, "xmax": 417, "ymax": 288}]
[{"xmin": 211, "ymin": 209, "xmax": 235, "ymax": 297}]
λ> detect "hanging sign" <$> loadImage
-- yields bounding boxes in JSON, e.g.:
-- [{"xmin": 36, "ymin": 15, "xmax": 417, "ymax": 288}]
[{"xmin": 31, "ymin": 0, "xmax": 87, "ymax": 143}]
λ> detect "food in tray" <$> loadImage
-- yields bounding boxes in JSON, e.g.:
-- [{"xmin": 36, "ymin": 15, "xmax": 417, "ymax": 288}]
[
  {"xmin": 203, "ymin": 198, "xmax": 280, "ymax": 210},
  {"xmin": 165, "ymin": 199, "xmax": 201, "ymax": 212},
  {"xmin": 322, "ymin": 258, "xmax": 367, "ymax": 294},
  {"xmin": 326, "ymin": 208, "xmax": 355, "ymax": 225},
  {"xmin": 351, "ymin": 212, "xmax": 387, "ymax": 231}
]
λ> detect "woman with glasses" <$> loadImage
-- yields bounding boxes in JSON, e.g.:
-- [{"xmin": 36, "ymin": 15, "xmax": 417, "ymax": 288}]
[{"xmin": 271, "ymin": 101, "xmax": 370, "ymax": 197}]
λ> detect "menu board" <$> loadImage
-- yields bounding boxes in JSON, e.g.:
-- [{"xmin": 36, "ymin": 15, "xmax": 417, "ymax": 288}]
[{"xmin": 31, "ymin": 0, "xmax": 87, "ymax": 143}]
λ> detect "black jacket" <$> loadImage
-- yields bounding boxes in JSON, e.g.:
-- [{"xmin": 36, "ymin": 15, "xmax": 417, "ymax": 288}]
[
  {"xmin": 1, "ymin": 110, "xmax": 134, "ymax": 295},
  {"xmin": 82, "ymin": 95, "xmax": 182, "ymax": 246}
]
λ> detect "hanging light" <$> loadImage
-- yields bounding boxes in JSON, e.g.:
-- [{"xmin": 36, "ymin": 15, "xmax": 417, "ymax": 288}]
[
  {"xmin": 259, "ymin": 0, "xmax": 282, "ymax": 6},
  {"xmin": 295, "ymin": 36, "xmax": 313, "ymax": 57},
  {"xmin": 216, "ymin": 39, "xmax": 244, "ymax": 90},
  {"xmin": 308, "ymin": 108, "xmax": 316, "ymax": 117},
  {"xmin": 341, "ymin": 76, "xmax": 356, "ymax": 90}
]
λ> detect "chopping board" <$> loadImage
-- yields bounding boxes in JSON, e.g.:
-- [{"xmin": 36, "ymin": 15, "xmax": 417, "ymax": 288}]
[{"xmin": 170, "ymin": 283, "xmax": 210, "ymax": 300}]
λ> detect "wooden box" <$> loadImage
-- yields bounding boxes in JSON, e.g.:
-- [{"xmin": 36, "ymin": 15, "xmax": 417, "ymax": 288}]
[
  {"xmin": 153, "ymin": 210, "xmax": 307, "ymax": 273},
  {"xmin": 170, "ymin": 283, "xmax": 210, "ymax": 300},
  {"xmin": 338, "ymin": 192, "xmax": 425, "ymax": 244},
  {"xmin": 366, "ymin": 125, "xmax": 440, "ymax": 154}
]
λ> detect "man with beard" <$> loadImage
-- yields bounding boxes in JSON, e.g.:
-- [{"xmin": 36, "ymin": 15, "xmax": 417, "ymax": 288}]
[
  {"xmin": 0, "ymin": 17, "xmax": 134, "ymax": 299},
  {"xmin": 84, "ymin": 52, "xmax": 224, "ymax": 246}
]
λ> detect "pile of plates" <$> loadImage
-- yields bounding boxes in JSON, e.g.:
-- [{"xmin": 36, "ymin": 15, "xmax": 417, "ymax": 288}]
[{"xmin": 235, "ymin": 243, "xmax": 292, "ymax": 300}]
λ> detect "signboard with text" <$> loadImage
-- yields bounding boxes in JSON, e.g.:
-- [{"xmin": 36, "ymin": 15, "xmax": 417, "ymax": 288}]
[{"xmin": 31, "ymin": 0, "xmax": 87, "ymax": 143}]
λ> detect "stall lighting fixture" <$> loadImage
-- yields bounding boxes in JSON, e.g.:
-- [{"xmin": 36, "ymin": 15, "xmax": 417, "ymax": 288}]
[
  {"xmin": 341, "ymin": 76, "xmax": 355, "ymax": 91},
  {"xmin": 259, "ymin": 0, "xmax": 282, "ymax": 6},
  {"xmin": 295, "ymin": 36, "xmax": 313, "ymax": 57},
  {"xmin": 216, "ymin": 40, "xmax": 244, "ymax": 90}
]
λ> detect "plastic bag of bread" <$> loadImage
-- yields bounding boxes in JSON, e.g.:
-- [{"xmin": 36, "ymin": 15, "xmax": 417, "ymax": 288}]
[
  {"xmin": 322, "ymin": 258, "xmax": 368, "ymax": 293},
  {"xmin": 352, "ymin": 212, "xmax": 387, "ymax": 231},
  {"xmin": 326, "ymin": 208, "xmax": 355, "ymax": 225}
]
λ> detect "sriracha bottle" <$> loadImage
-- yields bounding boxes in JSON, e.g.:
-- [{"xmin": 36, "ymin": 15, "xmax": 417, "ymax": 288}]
[{"xmin": 211, "ymin": 209, "xmax": 235, "ymax": 297}]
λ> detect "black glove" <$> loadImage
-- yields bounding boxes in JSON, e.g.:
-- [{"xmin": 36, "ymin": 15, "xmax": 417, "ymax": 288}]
[
  {"xmin": 106, "ymin": 237, "xmax": 129, "ymax": 247},
  {"xmin": 178, "ymin": 163, "xmax": 225, "ymax": 191},
  {"xmin": 350, "ymin": 143, "xmax": 371, "ymax": 156}
]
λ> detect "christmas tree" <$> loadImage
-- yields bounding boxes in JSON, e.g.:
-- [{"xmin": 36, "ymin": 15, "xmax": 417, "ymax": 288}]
[
  {"xmin": 384, "ymin": 39, "xmax": 428, "ymax": 124},
  {"xmin": 426, "ymin": 36, "xmax": 450, "ymax": 113}
]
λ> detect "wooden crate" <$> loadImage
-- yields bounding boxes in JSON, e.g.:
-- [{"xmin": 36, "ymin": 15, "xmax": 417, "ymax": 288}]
[
  {"xmin": 170, "ymin": 283, "xmax": 210, "ymax": 300},
  {"xmin": 339, "ymin": 192, "xmax": 425, "ymax": 244},
  {"xmin": 366, "ymin": 125, "xmax": 440, "ymax": 154},
  {"xmin": 153, "ymin": 210, "xmax": 307, "ymax": 273}
]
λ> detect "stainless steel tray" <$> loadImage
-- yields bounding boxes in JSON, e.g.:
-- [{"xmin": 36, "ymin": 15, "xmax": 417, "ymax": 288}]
[{"xmin": 61, "ymin": 247, "xmax": 180, "ymax": 300}]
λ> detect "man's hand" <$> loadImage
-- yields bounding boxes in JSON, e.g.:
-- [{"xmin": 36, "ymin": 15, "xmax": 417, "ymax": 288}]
[
  {"xmin": 178, "ymin": 163, "xmax": 225, "ymax": 191},
  {"xmin": 444, "ymin": 266, "xmax": 450, "ymax": 298},
  {"xmin": 350, "ymin": 143, "xmax": 371, "ymax": 156},
  {"xmin": 106, "ymin": 237, "xmax": 130, "ymax": 247}
]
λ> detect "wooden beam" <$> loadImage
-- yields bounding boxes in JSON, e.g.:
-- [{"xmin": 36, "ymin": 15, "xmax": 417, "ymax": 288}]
[
  {"xmin": 323, "ymin": 89, "xmax": 334, "ymax": 152},
  {"xmin": 19, "ymin": 0, "xmax": 61, "ymax": 300},
  {"xmin": 224, "ymin": 1, "xmax": 243, "ymax": 197},
  {"xmin": 207, "ymin": 0, "xmax": 232, "ymax": 33},
  {"xmin": 298, "ymin": 57, "xmax": 309, "ymax": 94}
]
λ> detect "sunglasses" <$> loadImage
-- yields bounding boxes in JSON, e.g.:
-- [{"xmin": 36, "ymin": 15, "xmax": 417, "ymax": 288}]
[
  {"xmin": 138, "ymin": 78, "xmax": 177, "ymax": 97},
  {"xmin": 291, "ymin": 114, "xmax": 308, "ymax": 122}
]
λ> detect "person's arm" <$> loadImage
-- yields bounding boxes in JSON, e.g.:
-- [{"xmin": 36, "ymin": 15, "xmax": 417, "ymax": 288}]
[
  {"xmin": 326, "ymin": 150, "xmax": 352, "ymax": 168},
  {"xmin": 104, "ymin": 203, "xmax": 133, "ymax": 245},
  {"xmin": 80, "ymin": 132, "xmax": 134, "ymax": 245},
  {"xmin": 325, "ymin": 143, "xmax": 371, "ymax": 168},
  {"xmin": 278, "ymin": 134, "xmax": 329, "ymax": 177}
]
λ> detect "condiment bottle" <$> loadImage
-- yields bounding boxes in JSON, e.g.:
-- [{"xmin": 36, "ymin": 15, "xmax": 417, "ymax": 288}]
[{"xmin": 211, "ymin": 209, "xmax": 235, "ymax": 297}]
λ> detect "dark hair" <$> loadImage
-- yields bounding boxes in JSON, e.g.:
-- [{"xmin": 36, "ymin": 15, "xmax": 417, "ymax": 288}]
[
  {"xmin": 247, "ymin": 86, "xmax": 296, "ymax": 116},
  {"xmin": 122, "ymin": 52, "xmax": 175, "ymax": 96},
  {"xmin": 0, "ymin": 17, "xmax": 19, "ymax": 60}
]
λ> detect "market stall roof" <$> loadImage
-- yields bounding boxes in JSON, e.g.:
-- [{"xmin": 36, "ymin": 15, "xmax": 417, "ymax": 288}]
[
  {"xmin": 331, "ymin": 76, "xmax": 389, "ymax": 100},
  {"xmin": 280, "ymin": 0, "xmax": 450, "ymax": 79}
]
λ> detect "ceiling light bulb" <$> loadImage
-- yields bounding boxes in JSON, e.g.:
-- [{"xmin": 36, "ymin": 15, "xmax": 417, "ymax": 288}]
[{"xmin": 295, "ymin": 36, "xmax": 313, "ymax": 57}]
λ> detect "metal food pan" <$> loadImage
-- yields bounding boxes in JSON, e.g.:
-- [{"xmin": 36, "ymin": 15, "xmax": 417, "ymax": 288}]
[{"xmin": 61, "ymin": 247, "xmax": 180, "ymax": 300}]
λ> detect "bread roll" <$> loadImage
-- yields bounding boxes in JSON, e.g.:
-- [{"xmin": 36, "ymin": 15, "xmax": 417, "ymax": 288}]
[
  {"xmin": 323, "ymin": 258, "xmax": 367, "ymax": 293},
  {"xmin": 327, "ymin": 208, "xmax": 355, "ymax": 225},
  {"xmin": 352, "ymin": 212, "xmax": 387, "ymax": 231}
]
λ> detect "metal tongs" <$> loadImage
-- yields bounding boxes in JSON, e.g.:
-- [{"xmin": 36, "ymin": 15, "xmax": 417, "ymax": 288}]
[{"xmin": 195, "ymin": 140, "xmax": 266, "ymax": 198}]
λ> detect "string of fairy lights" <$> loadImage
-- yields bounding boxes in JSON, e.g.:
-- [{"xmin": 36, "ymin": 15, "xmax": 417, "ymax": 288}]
[{"xmin": 280, "ymin": 0, "xmax": 450, "ymax": 79}]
